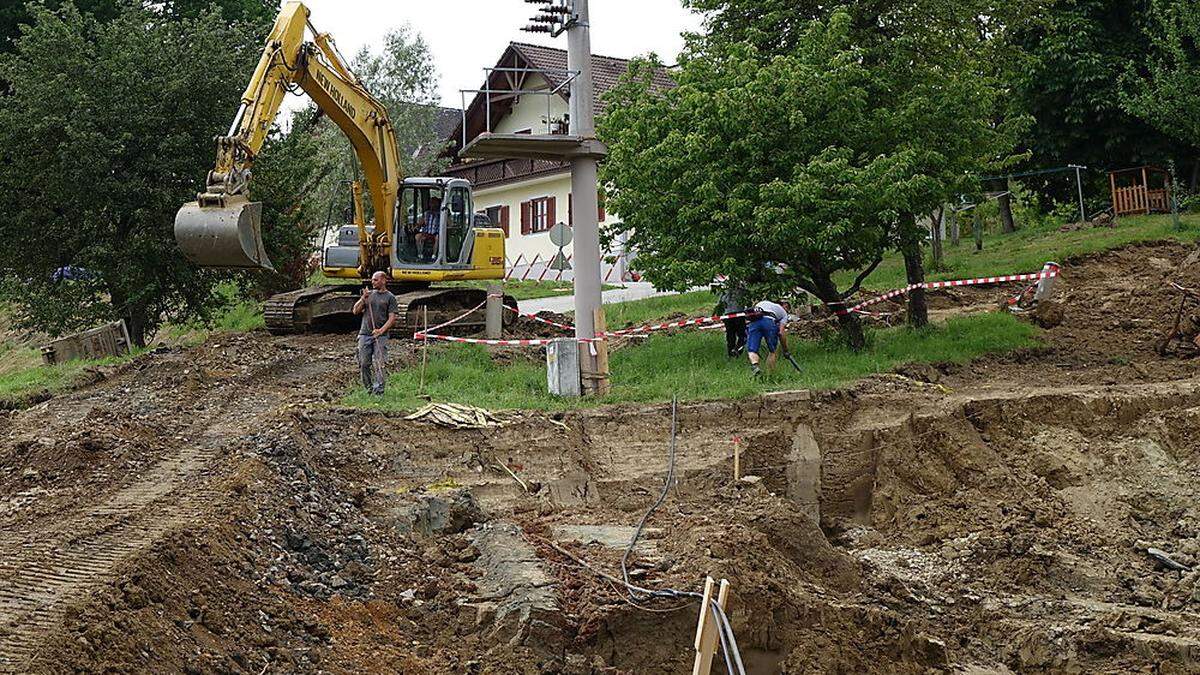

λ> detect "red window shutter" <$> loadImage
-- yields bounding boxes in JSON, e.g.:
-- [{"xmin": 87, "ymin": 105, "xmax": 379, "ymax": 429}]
[
  {"xmin": 500, "ymin": 205, "xmax": 510, "ymax": 237},
  {"xmin": 520, "ymin": 201, "xmax": 531, "ymax": 235},
  {"xmin": 598, "ymin": 191, "xmax": 606, "ymax": 222},
  {"xmin": 568, "ymin": 194, "xmax": 573, "ymax": 225},
  {"xmin": 547, "ymin": 196, "xmax": 557, "ymax": 227}
]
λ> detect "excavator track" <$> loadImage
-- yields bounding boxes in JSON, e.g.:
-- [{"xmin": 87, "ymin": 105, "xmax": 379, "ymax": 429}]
[{"xmin": 263, "ymin": 284, "xmax": 516, "ymax": 337}]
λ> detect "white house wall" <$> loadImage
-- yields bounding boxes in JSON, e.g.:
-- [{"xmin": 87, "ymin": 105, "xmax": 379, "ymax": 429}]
[
  {"xmin": 490, "ymin": 74, "xmax": 569, "ymax": 136},
  {"xmin": 474, "ymin": 172, "xmax": 623, "ymax": 268}
]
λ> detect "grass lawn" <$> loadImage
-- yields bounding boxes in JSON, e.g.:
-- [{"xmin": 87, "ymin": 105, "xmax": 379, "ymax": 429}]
[
  {"xmin": 309, "ymin": 269, "xmax": 613, "ymax": 301},
  {"xmin": 444, "ymin": 279, "xmax": 619, "ymax": 301},
  {"xmin": 0, "ymin": 350, "xmax": 141, "ymax": 406},
  {"xmin": 345, "ymin": 311, "xmax": 1038, "ymax": 412},
  {"xmin": 598, "ymin": 290, "xmax": 718, "ymax": 328},
  {"xmin": 847, "ymin": 213, "xmax": 1200, "ymax": 291}
]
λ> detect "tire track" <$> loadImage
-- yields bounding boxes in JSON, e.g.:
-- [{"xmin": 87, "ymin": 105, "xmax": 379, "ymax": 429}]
[{"xmin": 0, "ymin": 339, "xmax": 342, "ymax": 671}]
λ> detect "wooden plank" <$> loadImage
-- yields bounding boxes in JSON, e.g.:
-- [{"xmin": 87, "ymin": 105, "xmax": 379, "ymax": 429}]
[
  {"xmin": 692, "ymin": 577, "xmax": 716, "ymax": 674},
  {"xmin": 1110, "ymin": 171, "xmax": 1119, "ymax": 219},
  {"xmin": 593, "ymin": 308, "xmax": 611, "ymax": 396},
  {"xmin": 1142, "ymin": 166, "xmax": 1150, "ymax": 214},
  {"xmin": 692, "ymin": 578, "xmax": 731, "ymax": 675}
]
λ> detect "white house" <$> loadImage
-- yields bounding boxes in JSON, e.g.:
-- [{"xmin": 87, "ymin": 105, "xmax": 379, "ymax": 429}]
[{"xmin": 444, "ymin": 42, "xmax": 673, "ymax": 280}]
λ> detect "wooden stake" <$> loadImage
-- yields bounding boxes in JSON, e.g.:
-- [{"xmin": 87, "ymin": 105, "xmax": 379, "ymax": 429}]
[
  {"xmin": 592, "ymin": 307, "xmax": 611, "ymax": 396},
  {"xmin": 732, "ymin": 436, "xmax": 741, "ymax": 482},
  {"xmin": 692, "ymin": 577, "xmax": 732, "ymax": 675},
  {"xmin": 419, "ymin": 306, "xmax": 429, "ymax": 395}
]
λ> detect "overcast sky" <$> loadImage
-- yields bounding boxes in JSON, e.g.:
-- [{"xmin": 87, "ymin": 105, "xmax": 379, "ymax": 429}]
[{"xmin": 282, "ymin": 0, "xmax": 703, "ymax": 115}]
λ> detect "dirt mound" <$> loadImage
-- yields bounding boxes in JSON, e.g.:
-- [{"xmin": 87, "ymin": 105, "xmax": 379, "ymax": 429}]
[{"xmin": 7, "ymin": 240, "xmax": 1200, "ymax": 672}]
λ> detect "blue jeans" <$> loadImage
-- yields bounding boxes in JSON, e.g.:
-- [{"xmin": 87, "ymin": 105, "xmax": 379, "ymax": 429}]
[
  {"xmin": 746, "ymin": 316, "xmax": 779, "ymax": 354},
  {"xmin": 357, "ymin": 334, "xmax": 388, "ymax": 395}
]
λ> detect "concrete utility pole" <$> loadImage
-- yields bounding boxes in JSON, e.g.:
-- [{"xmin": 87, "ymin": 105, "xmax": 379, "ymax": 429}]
[
  {"xmin": 464, "ymin": 0, "xmax": 610, "ymax": 395},
  {"xmin": 564, "ymin": 0, "xmax": 607, "ymax": 395}
]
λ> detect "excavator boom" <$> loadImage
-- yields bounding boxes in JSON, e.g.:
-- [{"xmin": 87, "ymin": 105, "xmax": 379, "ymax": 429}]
[{"xmin": 175, "ymin": 1, "xmax": 400, "ymax": 273}]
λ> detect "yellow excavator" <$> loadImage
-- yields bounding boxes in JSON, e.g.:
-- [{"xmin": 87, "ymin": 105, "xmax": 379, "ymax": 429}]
[{"xmin": 175, "ymin": 1, "xmax": 514, "ymax": 335}]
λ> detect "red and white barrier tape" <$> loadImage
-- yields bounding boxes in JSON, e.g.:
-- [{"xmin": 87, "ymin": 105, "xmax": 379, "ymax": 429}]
[
  {"xmin": 423, "ymin": 300, "xmax": 487, "ymax": 334},
  {"xmin": 600, "ymin": 311, "xmax": 754, "ymax": 337},
  {"xmin": 417, "ymin": 264, "xmax": 1058, "ymax": 346},
  {"xmin": 414, "ymin": 332, "xmax": 601, "ymax": 346},
  {"xmin": 840, "ymin": 265, "xmax": 1059, "ymax": 315}
]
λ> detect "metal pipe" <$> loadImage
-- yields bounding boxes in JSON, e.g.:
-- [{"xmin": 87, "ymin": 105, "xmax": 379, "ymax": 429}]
[
  {"xmin": 227, "ymin": 102, "xmax": 248, "ymax": 136},
  {"xmin": 1075, "ymin": 163, "xmax": 1094, "ymax": 223}
]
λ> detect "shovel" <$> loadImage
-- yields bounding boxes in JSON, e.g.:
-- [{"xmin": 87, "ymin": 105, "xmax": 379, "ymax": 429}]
[{"xmin": 783, "ymin": 351, "xmax": 802, "ymax": 372}]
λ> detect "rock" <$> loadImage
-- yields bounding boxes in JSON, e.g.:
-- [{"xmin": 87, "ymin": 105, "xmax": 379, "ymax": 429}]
[
  {"xmin": 544, "ymin": 472, "xmax": 598, "ymax": 507},
  {"xmin": 395, "ymin": 488, "xmax": 485, "ymax": 537},
  {"xmin": 329, "ymin": 575, "xmax": 348, "ymax": 589},
  {"xmin": 1027, "ymin": 300, "xmax": 1065, "ymax": 329},
  {"xmin": 551, "ymin": 524, "xmax": 659, "ymax": 553},
  {"xmin": 469, "ymin": 523, "xmax": 564, "ymax": 650}
]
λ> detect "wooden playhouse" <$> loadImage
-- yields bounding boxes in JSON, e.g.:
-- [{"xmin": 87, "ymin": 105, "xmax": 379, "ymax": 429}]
[{"xmin": 1109, "ymin": 165, "xmax": 1173, "ymax": 217}]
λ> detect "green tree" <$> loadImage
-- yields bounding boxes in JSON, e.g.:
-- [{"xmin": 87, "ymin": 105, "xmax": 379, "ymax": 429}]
[
  {"xmin": 1, "ymin": 0, "xmax": 273, "ymax": 54},
  {"xmin": 244, "ymin": 107, "xmax": 333, "ymax": 297},
  {"xmin": 1122, "ymin": 0, "xmax": 1200, "ymax": 149},
  {"xmin": 660, "ymin": 1, "xmax": 1028, "ymax": 329},
  {"xmin": 601, "ymin": 13, "xmax": 966, "ymax": 349},
  {"xmin": 0, "ymin": 3, "xmax": 263, "ymax": 345},
  {"xmin": 1013, "ymin": 0, "xmax": 1197, "ymax": 193}
]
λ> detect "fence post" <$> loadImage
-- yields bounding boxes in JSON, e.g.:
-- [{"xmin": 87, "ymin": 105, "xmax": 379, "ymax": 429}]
[{"xmin": 486, "ymin": 284, "xmax": 502, "ymax": 339}]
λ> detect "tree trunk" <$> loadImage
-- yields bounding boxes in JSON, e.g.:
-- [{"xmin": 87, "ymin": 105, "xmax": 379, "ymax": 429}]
[
  {"xmin": 974, "ymin": 210, "xmax": 984, "ymax": 252},
  {"xmin": 1191, "ymin": 158, "xmax": 1199, "ymax": 193},
  {"xmin": 949, "ymin": 208, "xmax": 960, "ymax": 247},
  {"xmin": 899, "ymin": 213, "xmax": 928, "ymax": 329},
  {"xmin": 930, "ymin": 207, "xmax": 944, "ymax": 272},
  {"xmin": 110, "ymin": 287, "xmax": 148, "ymax": 348},
  {"xmin": 811, "ymin": 271, "xmax": 866, "ymax": 351},
  {"xmin": 998, "ymin": 180, "xmax": 1016, "ymax": 234},
  {"xmin": 125, "ymin": 311, "xmax": 148, "ymax": 349}
]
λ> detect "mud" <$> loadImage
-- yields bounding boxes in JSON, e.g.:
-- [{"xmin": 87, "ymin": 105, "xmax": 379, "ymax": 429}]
[{"xmin": 1, "ymin": 241, "xmax": 1199, "ymax": 673}]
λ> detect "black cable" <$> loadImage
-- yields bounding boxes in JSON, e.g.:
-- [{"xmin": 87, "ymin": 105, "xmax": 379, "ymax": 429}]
[
  {"xmin": 981, "ymin": 165, "xmax": 1082, "ymax": 181},
  {"xmin": 621, "ymin": 395, "xmax": 678, "ymax": 599},
  {"xmin": 614, "ymin": 396, "xmax": 746, "ymax": 675}
]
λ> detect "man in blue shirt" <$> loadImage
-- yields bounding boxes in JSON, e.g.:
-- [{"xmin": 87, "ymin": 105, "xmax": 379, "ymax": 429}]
[{"xmin": 416, "ymin": 196, "xmax": 441, "ymax": 262}]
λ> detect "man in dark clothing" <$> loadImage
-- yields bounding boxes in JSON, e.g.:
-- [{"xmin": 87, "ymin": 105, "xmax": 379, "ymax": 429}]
[
  {"xmin": 353, "ymin": 271, "xmax": 398, "ymax": 395},
  {"xmin": 714, "ymin": 283, "xmax": 747, "ymax": 357},
  {"xmin": 416, "ymin": 196, "xmax": 442, "ymax": 262}
]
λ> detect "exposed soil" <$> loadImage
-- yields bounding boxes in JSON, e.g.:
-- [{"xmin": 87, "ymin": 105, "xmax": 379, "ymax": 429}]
[{"xmin": 1, "ymin": 240, "xmax": 1199, "ymax": 673}]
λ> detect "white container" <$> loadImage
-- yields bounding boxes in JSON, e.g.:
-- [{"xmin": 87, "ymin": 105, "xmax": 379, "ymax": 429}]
[{"xmin": 546, "ymin": 338, "xmax": 581, "ymax": 397}]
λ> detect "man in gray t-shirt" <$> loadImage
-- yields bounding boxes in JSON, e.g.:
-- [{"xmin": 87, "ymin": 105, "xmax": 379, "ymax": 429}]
[{"xmin": 353, "ymin": 271, "xmax": 398, "ymax": 395}]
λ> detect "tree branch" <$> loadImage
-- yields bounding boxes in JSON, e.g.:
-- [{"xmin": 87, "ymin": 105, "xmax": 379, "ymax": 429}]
[{"xmin": 841, "ymin": 256, "xmax": 884, "ymax": 300}]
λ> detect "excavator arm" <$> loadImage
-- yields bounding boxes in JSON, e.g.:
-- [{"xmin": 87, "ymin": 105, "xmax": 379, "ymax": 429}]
[{"xmin": 175, "ymin": 1, "xmax": 401, "ymax": 274}]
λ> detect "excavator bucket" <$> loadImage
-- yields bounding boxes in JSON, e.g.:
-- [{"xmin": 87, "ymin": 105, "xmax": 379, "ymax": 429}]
[{"xmin": 174, "ymin": 196, "xmax": 274, "ymax": 270}]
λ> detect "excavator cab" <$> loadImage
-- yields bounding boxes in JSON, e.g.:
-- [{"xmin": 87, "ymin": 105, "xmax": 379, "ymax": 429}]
[{"xmin": 394, "ymin": 178, "xmax": 476, "ymax": 268}]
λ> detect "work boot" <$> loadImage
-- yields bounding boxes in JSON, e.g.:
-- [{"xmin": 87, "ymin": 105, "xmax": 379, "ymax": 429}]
[{"xmin": 751, "ymin": 364, "xmax": 762, "ymax": 379}]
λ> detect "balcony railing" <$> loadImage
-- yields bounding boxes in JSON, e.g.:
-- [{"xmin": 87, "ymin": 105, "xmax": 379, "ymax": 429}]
[
  {"xmin": 445, "ymin": 156, "xmax": 568, "ymax": 188},
  {"xmin": 458, "ymin": 66, "xmax": 579, "ymax": 149}
]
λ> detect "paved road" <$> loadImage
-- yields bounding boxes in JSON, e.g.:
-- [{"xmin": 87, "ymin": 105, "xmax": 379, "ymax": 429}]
[{"xmin": 518, "ymin": 282, "xmax": 681, "ymax": 314}]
